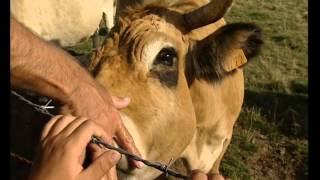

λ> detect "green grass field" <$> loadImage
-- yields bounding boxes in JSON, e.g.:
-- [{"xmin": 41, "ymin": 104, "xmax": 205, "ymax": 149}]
[
  {"xmin": 221, "ymin": 0, "xmax": 308, "ymax": 179},
  {"xmin": 65, "ymin": 0, "xmax": 308, "ymax": 179}
]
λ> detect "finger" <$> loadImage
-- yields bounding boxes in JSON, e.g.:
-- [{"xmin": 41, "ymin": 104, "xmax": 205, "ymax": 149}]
[
  {"xmin": 188, "ymin": 170, "xmax": 208, "ymax": 180},
  {"xmin": 41, "ymin": 115, "xmax": 63, "ymax": 140},
  {"xmin": 87, "ymin": 135, "xmax": 113, "ymax": 158},
  {"xmin": 58, "ymin": 117, "xmax": 89, "ymax": 138},
  {"xmin": 88, "ymin": 143, "xmax": 109, "ymax": 180},
  {"xmin": 68, "ymin": 120, "xmax": 107, "ymax": 150},
  {"xmin": 80, "ymin": 150, "xmax": 121, "ymax": 180},
  {"xmin": 78, "ymin": 137, "xmax": 109, "ymax": 168},
  {"xmin": 47, "ymin": 115, "xmax": 78, "ymax": 138},
  {"xmin": 111, "ymin": 96, "xmax": 130, "ymax": 109},
  {"xmin": 207, "ymin": 174, "xmax": 225, "ymax": 180},
  {"xmin": 115, "ymin": 122, "xmax": 144, "ymax": 168},
  {"xmin": 89, "ymin": 137, "xmax": 119, "ymax": 180}
]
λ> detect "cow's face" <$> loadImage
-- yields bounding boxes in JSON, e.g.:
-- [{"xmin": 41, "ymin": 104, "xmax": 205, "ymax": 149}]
[
  {"xmin": 89, "ymin": 10, "xmax": 196, "ymax": 177},
  {"xmin": 89, "ymin": 2, "xmax": 262, "ymax": 178}
]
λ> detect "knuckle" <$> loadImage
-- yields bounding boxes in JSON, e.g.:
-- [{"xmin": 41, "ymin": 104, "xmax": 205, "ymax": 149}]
[
  {"xmin": 83, "ymin": 120, "xmax": 103, "ymax": 134},
  {"xmin": 40, "ymin": 131, "xmax": 48, "ymax": 140},
  {"xmin": 62, "ymin": 140, "xmax": 74, "ymax": 150},
  {"xmin": 83, "ymin": 120, "xmax": 96, "ymax": 128},
  {"xmin": 50, "ymin": 136, "xmax": 60, "ymax": 145},
  {"xmin": 42, "ymin": 137, "xmax": 57, "ymax": 150},
  {"xmin": 121, "ymin": 134, "xmax": 134, "ymax": 145},
  {"xmin": 63, "ymin": 114, "xmax": 76, "ymax": 121},
  {"xmin": 78, "ymin": 116, "xmax": 89, "ymax": 121},
  {"xmin": 39, "ymin": 138, "xmax": 48, "ymax": 149}
]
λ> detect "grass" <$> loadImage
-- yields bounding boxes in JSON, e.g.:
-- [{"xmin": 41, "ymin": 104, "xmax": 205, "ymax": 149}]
[{"xmin": 220, "ymin": 0, "xmax": 308, "ymax": 179}]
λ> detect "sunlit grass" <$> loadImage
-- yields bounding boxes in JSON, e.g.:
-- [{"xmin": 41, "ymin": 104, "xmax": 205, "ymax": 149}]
[{"xmin": 221, "ymin": 0, "xmax": 308, "ymax": 179}]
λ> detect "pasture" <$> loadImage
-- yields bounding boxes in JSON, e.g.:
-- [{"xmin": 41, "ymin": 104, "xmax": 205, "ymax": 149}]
[{"xmin": 221, "ymin": 0, "xmax": 308, "ymax": 179}]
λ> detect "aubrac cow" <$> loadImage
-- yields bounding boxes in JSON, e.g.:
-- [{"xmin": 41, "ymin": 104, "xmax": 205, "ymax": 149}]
[{"xmin": 87, "ymin": 0, "xmax": 262, "ymax": 179}]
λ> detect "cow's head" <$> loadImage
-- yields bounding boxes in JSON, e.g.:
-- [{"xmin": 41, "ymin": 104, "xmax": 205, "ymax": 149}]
[{"xmin": 88, "ymin": 0, "xmax": 262, "ymax": 178}]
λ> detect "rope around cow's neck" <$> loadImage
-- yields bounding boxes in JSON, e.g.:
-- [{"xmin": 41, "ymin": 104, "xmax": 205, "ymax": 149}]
[{"xmin": 11, "ymin": 90, "xmax": 188, "ymax": 179}]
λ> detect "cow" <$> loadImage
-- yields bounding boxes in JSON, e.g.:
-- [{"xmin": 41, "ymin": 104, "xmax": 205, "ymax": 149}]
[
  {"xmin": 86, "ymin": 0, "xmax": 262, "ymax": 179},
  {"xmin": 9, "ymin": 0, "xmax": 216, "ymax": 47},
  {"xmin": 10, "ymin": 0, "xmax": 262, "ymax": 179},
  {"xmin": 10, "ymin": 0, "xmax": 117, "ymax": 47}
]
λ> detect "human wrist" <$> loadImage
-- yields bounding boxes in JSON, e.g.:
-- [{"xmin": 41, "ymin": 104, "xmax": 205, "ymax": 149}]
[{"xmin": 65, "ymin": 80, "xmax": 100, "ymax": 108}]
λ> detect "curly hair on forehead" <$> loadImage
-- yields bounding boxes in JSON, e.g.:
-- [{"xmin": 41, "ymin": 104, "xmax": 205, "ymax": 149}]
[{"xmin": 114, "ymin": 4, "xmax": 188, "ymax": 33}]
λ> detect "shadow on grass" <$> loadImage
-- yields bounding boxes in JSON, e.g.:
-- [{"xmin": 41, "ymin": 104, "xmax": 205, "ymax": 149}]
[
  {"xmin": 221, "ymin": 83, "xmax": 308, "ymax": 179},
  {"xmin": 243, "ymin": 85, "xmax": 308, "ymax": 139}
]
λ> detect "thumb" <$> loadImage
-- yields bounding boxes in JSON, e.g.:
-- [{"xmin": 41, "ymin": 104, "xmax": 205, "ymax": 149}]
[
  {"xmin": 111, "ymin": 96, "xmax": 131, "ymax": 109},
  {"xmin": 80, "ymin": 150, "xmax": 121, "ymax": 180}
]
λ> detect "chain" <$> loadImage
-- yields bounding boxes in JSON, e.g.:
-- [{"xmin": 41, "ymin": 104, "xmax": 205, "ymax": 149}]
[{"xmin": 10, "ymin": 90, "xmax": 188, "ymax": 179}]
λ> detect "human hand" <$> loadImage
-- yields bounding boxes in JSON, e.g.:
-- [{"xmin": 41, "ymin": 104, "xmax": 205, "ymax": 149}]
[
  {"xmin": 10, "ymin": 16, "xmax": 140, "ymax": 179},
  {"xmin": 29, "ymin": 115, "xmax": 121, "ymax": 180},
  {"xmin": 63, "ymin": 82, "xmax": 143, "ymax": 170},
  {"xmin": 188, "ymin": 170, "xmax": 225, "ymax": 180}
]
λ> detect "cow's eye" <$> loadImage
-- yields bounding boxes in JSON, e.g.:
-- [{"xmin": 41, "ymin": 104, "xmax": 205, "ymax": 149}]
[{"xmin": 154, "ymin": 48, "xmax": 177, "ymax": 66}]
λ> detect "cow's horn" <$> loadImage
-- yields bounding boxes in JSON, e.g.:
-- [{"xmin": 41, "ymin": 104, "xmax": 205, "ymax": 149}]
[{"xmin": 183, "ymin": 0, "xmax": 233, "ymax": 31}]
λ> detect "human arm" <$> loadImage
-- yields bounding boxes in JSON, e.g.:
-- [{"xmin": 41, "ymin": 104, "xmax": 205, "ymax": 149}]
[
  {"xmin": 10, "ymin": 16, "xmax": 94, "ymax": 102},
  {"xmin": 10, "ymin": 16, "xmax": 142, "ymax": 169}
]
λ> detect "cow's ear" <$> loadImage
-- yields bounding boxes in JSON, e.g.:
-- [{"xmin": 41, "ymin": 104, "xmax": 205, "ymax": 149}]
[{"xmin": 186, "ymin": 23, "xmax": 262, "ymax": 84}]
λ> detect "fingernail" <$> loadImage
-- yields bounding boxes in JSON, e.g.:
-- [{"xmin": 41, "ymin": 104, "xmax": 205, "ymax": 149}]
[
  {"xmin": 110, "ymin": 151, "xmax": 121, "ymax": 162},
  {"xmin": 136, "ymin": 161, "xmax": 144, "ymax": 168}
]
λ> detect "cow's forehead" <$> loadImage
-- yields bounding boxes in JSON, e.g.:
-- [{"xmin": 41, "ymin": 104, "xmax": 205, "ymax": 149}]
[
  {"xmin": 116, "ymin": 12, "xmax": 190, "ymax": 71},
  {"xmin": 119, "ymin": 13, "xmax": 187, "ymax": 46}
]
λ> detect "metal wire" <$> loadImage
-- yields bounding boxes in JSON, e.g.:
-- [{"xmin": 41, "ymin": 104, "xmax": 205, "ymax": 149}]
[
  {"xmin": 11, "ymin": 90, "xmax": 188, "ymax": 179},
  {"xmin": 91, "ymin": 136, "xmax": 188, "ymax": 179},
  {"xmin": 11, "ymin": 90, "xmax": 55, "ymax": 118},
  {"xmin": 10, "ymin": 152, "xmax": 33, "ymax": 165}
]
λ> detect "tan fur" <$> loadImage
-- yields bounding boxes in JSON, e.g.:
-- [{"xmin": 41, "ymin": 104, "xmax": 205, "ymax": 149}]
[
  {"xmin": 188, "ymin": 18, "xmax": 248, "ymax": 72},
  {"xmin": 181, "ymin": 69, "xmax": 244, "ymax": 173},
  {"xmin": 11, "ymin": 0, "xmax": 116, "ymax": 46},
  {"xmin": 10, "ymin": 0, "xmax": 204, "ymax": 47},
  {"xmin": 90, "ymin": 13, "xmax": 197, "ymax": 179},
  {"xmin": 178, "ymin": 14, "xmax": 245, "ymax": 175},
  {"xmin": 12, "ymin": 0, "xmax": 247, "ymax": 178},
  {"xmin": 89, "ymin": 3, "xmax": 247, "ymax": 178},
  {"xmin": 9, "ymin": 0, "xmax": 213, "ymax": 46}
]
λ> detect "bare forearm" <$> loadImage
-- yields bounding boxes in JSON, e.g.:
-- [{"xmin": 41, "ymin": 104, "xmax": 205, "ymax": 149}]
[
  {"xmin": 10, "ymin": 17, "xmax": 96, "ymax": 103},
  {"xmin": 10, "ymin": 18, "xmax": 142, "ymax": 169}
]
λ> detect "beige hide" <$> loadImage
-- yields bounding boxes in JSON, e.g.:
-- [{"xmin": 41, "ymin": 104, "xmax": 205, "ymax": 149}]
[
  {"xmin": 10, "ymin": 0, "xmax": 116, "ymax": 47},
  {"xmin": 89, "ymin": 11, "xmax": 197, "ymax": 179},
  {"xmin": 88, "ymin": 2, "xmax": 254, "ymax": 179},
  {"xmin": 11, "ymin": 0, "xmax": 252, "ymax": 178},
  {"xmin": 177, "ymin": 18, "xmax": 245, "ymax": 174},
  {"xmin": 9, "ymin": 0, "xmax": 216, "ymax": 47}
]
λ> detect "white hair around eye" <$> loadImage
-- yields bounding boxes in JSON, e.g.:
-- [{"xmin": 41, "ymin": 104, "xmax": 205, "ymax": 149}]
[{"xmin": 141, "ymin": 40, "xmax": 174, "ymax": 70}]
